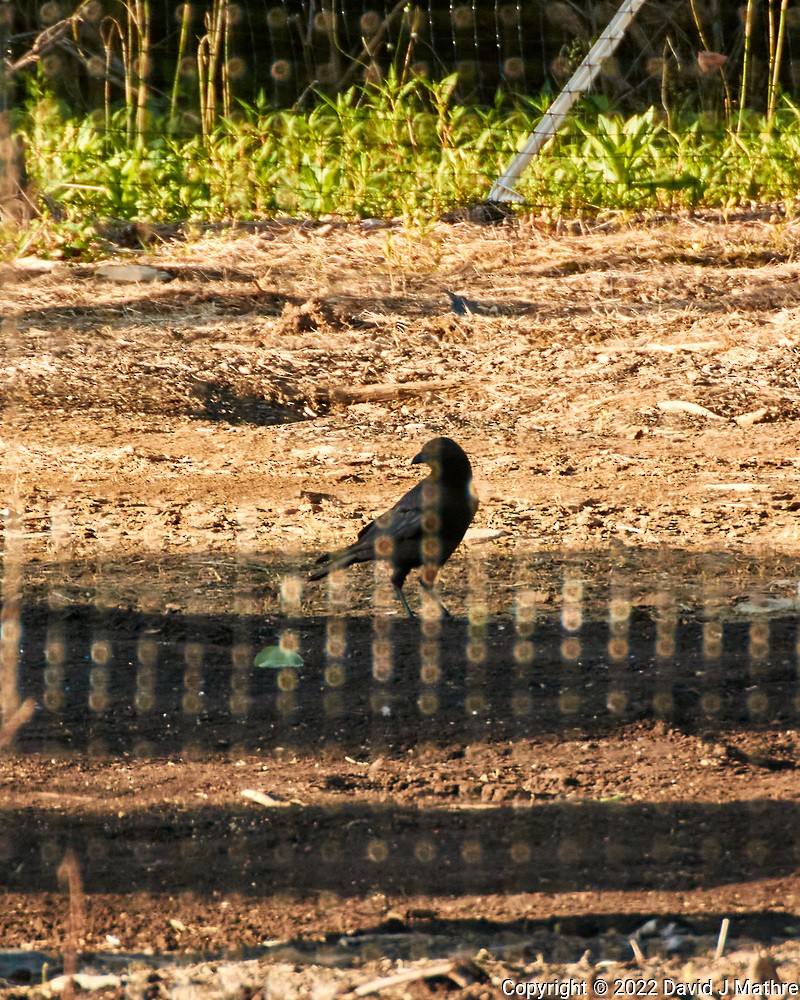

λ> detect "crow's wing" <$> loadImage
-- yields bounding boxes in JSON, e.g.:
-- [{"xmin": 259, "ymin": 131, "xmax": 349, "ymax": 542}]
[
  {"xmin": 355, "ymin": 482, "xmax": 424, "ymax": 546},
  {"xmin": 309, "ymin": 481, "xmax": 424, "ymax": 578}
]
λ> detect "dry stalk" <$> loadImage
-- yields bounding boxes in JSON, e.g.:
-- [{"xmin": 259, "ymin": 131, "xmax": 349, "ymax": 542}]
[
  {"xmin": 339, "ymin": 0, "xmax": 410, "ymax": 91},
  {"xmin": 687, "ymin": 0, "xmax": 731, "ymax": 114},
  {"xmin": 767, "ymin": 0, "xmax": 791, "ymax": 122},
  {"xmin": 57, "ymin": 849, "xmax": 86, "ymax": 1000},
  {"xmin": 200, "ymin": 0, "xmax": 227, "ymax": 137},
  {"xmin": 6, "ymin": 2, "xmax": 92, "ymax": 76},
  {"xmin": 349, "ymin": 961, "xmax": 457, "ymax": 998},
  {"xmin": 629, "ymin": 937, "xmax": 645, "ymax": 966},
  {"xmin": 738, "ymin": 0, "xmax": 757, "ymax": 131},
  {"xmin": 100, "ymin": 17, "xmax": 121, "ymax": 137},
  {"xmin": 169, "ymin": 3, "xmax": 192, "ymax": 132}
]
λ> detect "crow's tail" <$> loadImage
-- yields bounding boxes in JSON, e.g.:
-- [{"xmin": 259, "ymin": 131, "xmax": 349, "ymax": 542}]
[{"xmin": 307, "ymin": 547, "xmax": 361, "ymax": 581}]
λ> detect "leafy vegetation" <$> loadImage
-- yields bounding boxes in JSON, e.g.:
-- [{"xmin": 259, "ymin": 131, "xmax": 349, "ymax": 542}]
[
  {"xmin": 18, "ymin": 71, "xmax": 800, "ymax": 242},
  {"xmin": 8, "ymin": 0, "xmax": 800, "ymax": 259}
]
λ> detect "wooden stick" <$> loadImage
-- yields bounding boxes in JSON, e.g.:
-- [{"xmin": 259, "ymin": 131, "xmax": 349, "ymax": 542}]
[
  {"xmin": 321, "ymin": 377, "xmax": 470, "ymax": 406},
  {"xmin": 715, "ymin": 917, "xmax": 730, "ymax": 960},
  {"xmin": 338, "ymin": 0, "xmax": 410, "ymax": 90},
  {"xmin": 629, "ymin": 937, "xmax": 645, "ymax": 966},
  {"xmin": 241, "ymin": 789, "xmax": 290, "ymax": 807},
  {"xmin": 350, "ymin": 962, "xmax": 456, "ymax": 998},
  {"xmin": 657, "ymin": 400, "xmax": 726, "ymax": 421}
]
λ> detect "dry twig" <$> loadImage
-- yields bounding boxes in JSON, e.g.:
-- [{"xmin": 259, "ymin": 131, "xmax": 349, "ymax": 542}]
[{"xmin": 347, "ymin": 961, "xmax": 457, "ymax": 998}]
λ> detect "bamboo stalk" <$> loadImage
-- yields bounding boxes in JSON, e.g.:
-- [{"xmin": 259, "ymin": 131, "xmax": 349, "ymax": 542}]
[
  {"xmin": 204, "ymin": 0, "xmax": 225, "ymax": 136},
  {"xmin": 134, "ymin": 0, "xmax": 151, "ymax": 147},
  {"xmin": 169, "ymin": 3, "xmax": 192, "ymax": 133},
  {"xmin": 123, "ymin": 4, "xmax": 134, "ymax": 142},
  {"xmin": 767, "ymin": 0, "xmax": 790, "ymax": 121},
  {"xmin": 222, "ymin": 0, "xmax": 231, "ymax": 119},
  {"xmin": 738, "ymin": 0, "xmax": 756, "ymax": 132},
  {"xmin": 100, "ymin": 18, "xmax": 118, "ymax": 141}
]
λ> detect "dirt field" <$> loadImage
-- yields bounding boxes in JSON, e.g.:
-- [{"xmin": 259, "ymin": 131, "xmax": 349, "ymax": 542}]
[{"xmin": 3, "ymin": 212, "xmax": 800, "ymax": 995}]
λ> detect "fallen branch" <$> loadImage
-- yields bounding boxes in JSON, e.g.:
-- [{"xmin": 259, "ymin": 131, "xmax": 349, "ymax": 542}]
[
  {"xmin": 7, "ymin": 3, "xmax": 91, "ymax": 76},
  {"xmin": 321, "ymin": 378, "xmax": 470, "ymax": 406},
  {"xmin": 348, "ymin": 961, "xmax": 457, "ymax": 998},
  {"xmin": 657, "ymin": 400, "xmax": 726, "ymax": 420}
]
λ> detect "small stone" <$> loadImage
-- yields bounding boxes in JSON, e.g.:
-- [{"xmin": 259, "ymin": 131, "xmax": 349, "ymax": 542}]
[
  {"xmin": 464, "ymin": 527, "xmax": 507, "ymax": 542},
  {"xmin": 15, "ymin": 257, "xmax": 59, "ymax": 274},
  {"xmin": 97, "ymin": 264, "xmax": 173, "ymax": 283}
]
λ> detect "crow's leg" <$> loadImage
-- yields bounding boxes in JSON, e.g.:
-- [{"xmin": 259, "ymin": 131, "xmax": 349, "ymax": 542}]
[
  {"xmin": 393, "ymin": 584, "xmax": 416, "ymax": 619},
  {"xmin": 391, "ymin": 568, "xmax": 416, "ymax": 619}
]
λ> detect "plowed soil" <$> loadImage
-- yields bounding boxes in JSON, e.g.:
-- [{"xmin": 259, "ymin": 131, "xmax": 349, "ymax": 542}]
[{"xmin": 3, "ymin": 212, "xmax": 800, "ymax": 992}]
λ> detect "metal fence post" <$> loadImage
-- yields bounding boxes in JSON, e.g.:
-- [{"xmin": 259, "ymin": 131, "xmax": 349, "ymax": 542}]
[{"xmin": 488, "ymin": 0, "xmax": 649, "ymax": 203}]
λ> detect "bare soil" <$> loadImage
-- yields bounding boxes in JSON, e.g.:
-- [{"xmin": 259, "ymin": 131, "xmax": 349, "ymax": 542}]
[{"xmin": 3, "ymin": 213, "xmax": 800, "ymax": 993}]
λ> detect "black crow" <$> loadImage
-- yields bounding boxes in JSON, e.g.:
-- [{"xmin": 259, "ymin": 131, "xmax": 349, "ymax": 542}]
[{"xmin": 309, "ymin": 437, "xmax": 478, "ymax": 617}]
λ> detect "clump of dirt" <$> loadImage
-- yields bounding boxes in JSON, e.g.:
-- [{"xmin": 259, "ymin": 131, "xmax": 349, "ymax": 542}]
[{"xmin": 274, "ymin": 296, "xmax": 346, "ymax": 336}]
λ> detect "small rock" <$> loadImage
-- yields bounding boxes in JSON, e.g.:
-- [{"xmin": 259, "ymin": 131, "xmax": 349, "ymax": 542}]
[
  {"xmin": 14, "ymin": 257, "xmax": 59, "ymax": 275},
  {"xmin": 97, "ymin": 264, "xmax": 173, "ymax": 283},
  {"xmin": 465, "ymin": 527, "xmax": 507, "ymax": 543},
  {"xmin": 48, "ymin": 973, "xmax": 121, "ymax": 993}
]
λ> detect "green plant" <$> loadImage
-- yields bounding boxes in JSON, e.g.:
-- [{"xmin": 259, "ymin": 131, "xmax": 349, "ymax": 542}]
[{"xmin": 16, "ymin": 71, "xmax": 800, "ymax": 255}]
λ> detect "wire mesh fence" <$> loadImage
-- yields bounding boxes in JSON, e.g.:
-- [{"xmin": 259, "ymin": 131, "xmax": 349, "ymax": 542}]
[
  {"xmin": 10, "ymin": 1, "xmax": 800, "ymax": 112},
  {"xmin": 9, "ymin": 1, "xmax": 800, "ymax": 228}
]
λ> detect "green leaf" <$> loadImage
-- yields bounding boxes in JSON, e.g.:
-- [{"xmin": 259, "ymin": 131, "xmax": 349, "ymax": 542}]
[
  {"xmin": 629, "ymin": 174, "xmax": 703, "ymax": 191},
  {"xmin": 254, "ymin": 645, "xmax": 304, "ymax": 669}
]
